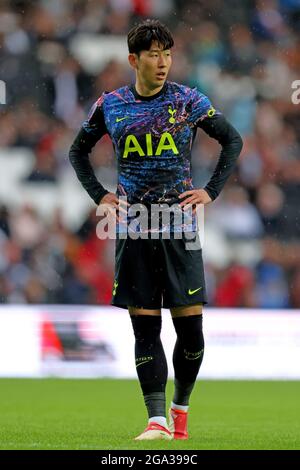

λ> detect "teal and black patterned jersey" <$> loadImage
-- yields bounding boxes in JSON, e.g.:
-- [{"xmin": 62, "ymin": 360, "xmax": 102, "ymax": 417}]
[{"xmin": 81, "ymin": 81, "xmax": 219, "ymax": 206}]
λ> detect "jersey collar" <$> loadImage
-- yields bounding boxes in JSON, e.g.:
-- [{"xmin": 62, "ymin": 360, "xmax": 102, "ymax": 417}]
[{"xmin": 130, "ymin": 82, "xmax": 168, "ymax": 101}]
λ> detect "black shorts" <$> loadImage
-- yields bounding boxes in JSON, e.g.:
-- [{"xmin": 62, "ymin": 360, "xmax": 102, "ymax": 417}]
[{"xmin": 111, "ymin": 233, "xmax": 207, "ymax": 309}]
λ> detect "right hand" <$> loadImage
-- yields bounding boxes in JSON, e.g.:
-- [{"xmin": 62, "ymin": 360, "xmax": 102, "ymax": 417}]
[{"xmin": 99, "ymin": 192, "xmax": 129, "ymax": 222}]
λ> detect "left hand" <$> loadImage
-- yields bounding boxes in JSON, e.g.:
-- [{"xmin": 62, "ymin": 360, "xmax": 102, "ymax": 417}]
[{"xmin": 179, "ymin": 189, "xmax": 212, "ymax": 212}]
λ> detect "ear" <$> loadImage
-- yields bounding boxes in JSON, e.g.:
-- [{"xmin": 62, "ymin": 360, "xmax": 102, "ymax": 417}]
[{"xmin": 128, "ymin": 53, "xmax": 138, "ymax": 70}]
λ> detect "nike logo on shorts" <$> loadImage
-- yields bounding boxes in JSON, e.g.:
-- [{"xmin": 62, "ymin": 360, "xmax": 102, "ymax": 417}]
[{"xmin": 188, "ymin": 287, "xmax": 202, "ymax": 295}]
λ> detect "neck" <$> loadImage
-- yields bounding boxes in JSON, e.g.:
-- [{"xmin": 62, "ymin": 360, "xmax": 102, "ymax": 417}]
[{"xmin": 135, "ymin": 76, "xmax": 165, "ymax": 97}]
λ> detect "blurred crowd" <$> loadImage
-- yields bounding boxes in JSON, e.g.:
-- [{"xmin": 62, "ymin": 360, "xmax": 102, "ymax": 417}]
[{"xmin": 1, "ymin": 0, "xmax": 300, "ymax": 308}]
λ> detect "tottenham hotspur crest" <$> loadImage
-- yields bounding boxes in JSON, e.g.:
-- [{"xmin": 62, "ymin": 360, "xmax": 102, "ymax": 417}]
[{"xmin": 168, "ymin": 106, "xmax": 176, "ymax": 123}]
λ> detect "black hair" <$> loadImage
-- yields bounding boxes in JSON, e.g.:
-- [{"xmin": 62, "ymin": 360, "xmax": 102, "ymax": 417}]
[{"xmin": 127, "ymin": 19, "xmax": 174, "ymax": 55}]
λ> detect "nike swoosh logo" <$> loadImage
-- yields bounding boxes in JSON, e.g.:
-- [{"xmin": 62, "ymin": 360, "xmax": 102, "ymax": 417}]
[
  {"xmin": 188, "ymin": 287, "xmax": 202, "ymax": 295},
  {"xmin": 136, "ymin": 359, "xmax": 152, "ymax": 368},
  {"xmin": 116, "ymin": 116, "xmax": 128, "ymax": 122},
  {"xmin": 186, "ymin": 353, "xmax": 203, "ymax": 360}
]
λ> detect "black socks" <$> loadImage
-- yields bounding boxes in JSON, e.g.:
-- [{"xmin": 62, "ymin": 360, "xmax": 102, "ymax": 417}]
[
  {"xmin": 130, "ymin": 315, "xmax": 168, "ymax": 418},
  {"xmin": 172, "ymin": 315, "xmax": 204, "ymax": 406},
  {"xmin": 130, "ymin": 314, "xmax": 205, "ymax": 417}
]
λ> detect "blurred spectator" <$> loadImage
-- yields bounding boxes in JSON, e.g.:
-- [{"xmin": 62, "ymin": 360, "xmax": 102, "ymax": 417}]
[
  {"xmin": 255, "ymin": 238, "xmax": 290, "ymax": 308},
  {"xmin": 24, "ymin": 138, "xmax": 58, "ymax": 183},
  {"xmin": 251, "ymin": 0, "xmax": 289, "ymax": 41},
  {"xmin": 41, "ymin": 52, "xmax": 93, "ymax": 123},
  {"xmin": 23, "ymin": 276, "xmax": 48, "ymax": 304},
  {"xmin": 256, "ymin": 183, "xmax": 285, "ymax": 238},
  {"xmin": 256, "ymin": 261, "xmax": 289, "ymax": 308},
  {"xmin": 207, "ymin": 186, "xmax": 264, "ymax": 240},
  {"xmin": 0, "ymin": 204, "xmax": 10, "ymax": 237},
  {"xmin": 214, "ymin": 264, "xmax": 256, "ymax": 308},
  {"xmin": 10, "ymin": 205, "xmax": 45, "ymax": 248}
]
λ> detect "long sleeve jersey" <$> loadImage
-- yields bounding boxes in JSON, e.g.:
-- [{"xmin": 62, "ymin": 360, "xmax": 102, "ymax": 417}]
[{"xmin": 69, "ymin": 80, "xmax": 243, "ymax": 232}]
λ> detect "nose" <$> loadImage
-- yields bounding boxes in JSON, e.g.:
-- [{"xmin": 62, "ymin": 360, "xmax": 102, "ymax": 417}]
[{"xmin": 158, "ymin": 55, "xmax": 167, "ymax": 68}]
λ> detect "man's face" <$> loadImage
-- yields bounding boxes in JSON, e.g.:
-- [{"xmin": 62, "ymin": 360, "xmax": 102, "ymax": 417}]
[{"xmin": 130, "ymin": 41, "xmax": 172, "ymax": 89}]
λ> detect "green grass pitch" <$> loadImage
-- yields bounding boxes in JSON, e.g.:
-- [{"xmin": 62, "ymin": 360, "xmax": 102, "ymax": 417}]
[{"xmin": 0, "ymin": 379, "xmax": 299, "ymax": 450}]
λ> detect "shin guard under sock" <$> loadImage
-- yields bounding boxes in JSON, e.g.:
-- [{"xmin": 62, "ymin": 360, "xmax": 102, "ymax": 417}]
[
  {"xmin": 172, "ymin": 315, "xmax": 204, "ymax": 406},
  {"xmin": 130, "ymin": 315, "xmax": 168, "ymax": 418}
]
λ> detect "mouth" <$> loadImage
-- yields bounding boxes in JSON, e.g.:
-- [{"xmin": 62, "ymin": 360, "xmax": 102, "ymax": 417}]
[{"xmin": 156, "ymin": 72, "xmax": 166, "ymax": 79}]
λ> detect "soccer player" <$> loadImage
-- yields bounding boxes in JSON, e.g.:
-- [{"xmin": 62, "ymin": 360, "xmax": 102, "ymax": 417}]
[{"xmin": 69, "ymin": 20, "xmax": 243, "ymax": 440}]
